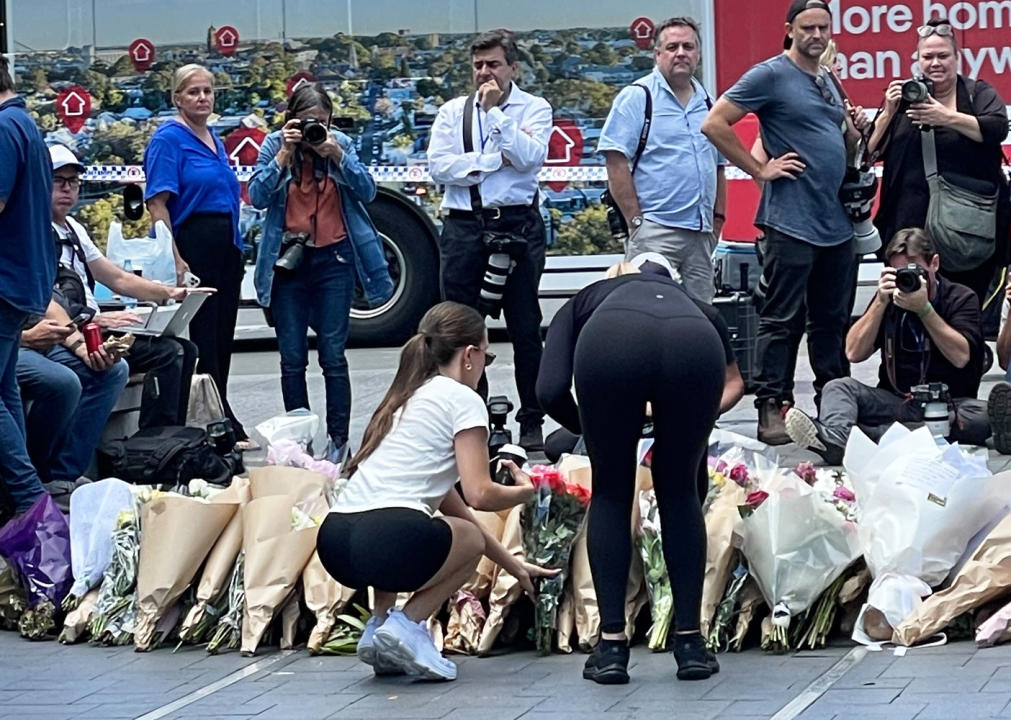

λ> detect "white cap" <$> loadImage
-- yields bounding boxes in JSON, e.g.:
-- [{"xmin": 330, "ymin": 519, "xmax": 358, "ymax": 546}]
[
  {"xmin": 629, "ymin": 252, "xmax": 678, "ymax": 282},
  {"xmin": 49, "ymin": 144, "xmax": 85, "ymax": 173}
]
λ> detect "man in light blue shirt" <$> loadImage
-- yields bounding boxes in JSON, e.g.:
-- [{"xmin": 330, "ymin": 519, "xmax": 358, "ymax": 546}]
[{"xmin": 598, "ymin": 16, "xmax": 726, "ymax": 303}]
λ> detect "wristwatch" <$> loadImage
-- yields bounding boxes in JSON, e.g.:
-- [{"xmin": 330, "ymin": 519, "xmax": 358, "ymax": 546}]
[{"xmin": 630, "ymin": 215, "xmax": 644, "ymax": 229}]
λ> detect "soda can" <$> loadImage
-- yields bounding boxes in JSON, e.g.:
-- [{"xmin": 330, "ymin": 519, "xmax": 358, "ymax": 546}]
[{"xmin": 83, "ymin": 323, "xmax": 103, "ymax": 354}]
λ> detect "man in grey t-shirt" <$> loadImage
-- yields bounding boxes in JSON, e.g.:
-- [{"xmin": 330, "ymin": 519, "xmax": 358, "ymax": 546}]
[{"xmin": 702, "ymin": 0, "xmax": 866, "ymax": 445}]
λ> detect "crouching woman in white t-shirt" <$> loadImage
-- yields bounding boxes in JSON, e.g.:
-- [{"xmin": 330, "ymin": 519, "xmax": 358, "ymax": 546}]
[{"xmin": 317, "ymin": 301, "xmax": 556, "ymax": 681}]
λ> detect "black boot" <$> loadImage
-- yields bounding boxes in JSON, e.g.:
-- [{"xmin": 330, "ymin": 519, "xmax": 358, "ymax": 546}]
[
  {"xmin": 582, "ymin": 639, "xmax": 630, "ymax": 684},
  {"xmin": 756, "ymin": 398, "xmax": 790, "ymax": 446},
  {"xmin": 519, "ymin": 421, "xmax": 544, "ymax": 452}
]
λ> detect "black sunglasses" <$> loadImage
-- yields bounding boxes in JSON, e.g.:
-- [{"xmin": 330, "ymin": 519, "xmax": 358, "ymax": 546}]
[
  {"xmin": 813, "ymin": 72, "xmax": 836, "ymax": 105},
  {"xmin": 470, "ymin": 346, "xmax": 496, "ymax": 367}
]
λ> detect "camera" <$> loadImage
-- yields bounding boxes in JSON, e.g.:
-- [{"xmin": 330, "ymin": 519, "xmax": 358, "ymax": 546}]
[
  {"xmin": 910, "ymin": 382, "xmax": 951, "ymax": 438},
  {"xmin": 207, "ymin": 417, "xmax": 246, "ymax": 473},
  {"xmin": 299, "ymin": 118, "xmax": 329, "ymax": 146},
  {"xmin": 487, "ymin": 395, "xmax": 514, "ymax": 458},
  {"xmin": 900, "ymin": 77, "xmax": 934, "ymax": 110},
  {"xmin": 601, "ymin": 189, "xmax": 628, "ymax": 240},
  {"xmin": 478, "ymin": 233, "xmax": 527, "ymax": 318},
  {"xmin": 275, "ymin": 231, "xmax": 310, "ymax": 272},
  {"xmin": 895, "ymin": 263, "xmax": 927, "ymax": 294},
  {"xmin": 839, "ymin": 167, "xmax": 881, "ymax": 255}
]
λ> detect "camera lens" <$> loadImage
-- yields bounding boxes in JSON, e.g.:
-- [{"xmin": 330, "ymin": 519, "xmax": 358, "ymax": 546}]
[
  {"xmin": 895, "ymin": 267, "xmax": 923, "ymax": 293},
  {"xmin": 301, "ymin": 119, "xmax": 328, "ymax": 145},
  {"xmin": 901, "ymin": 79, "xmax": 929, "ymax": 104}
]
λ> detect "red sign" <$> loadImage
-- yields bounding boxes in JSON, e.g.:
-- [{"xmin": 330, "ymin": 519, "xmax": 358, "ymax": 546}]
[
  {"xmin": 56, "ymin": 86, "xmax": 91, "ymax": 133},
  {"xmin": 223, "ymin": 127, "xmax": 266, "ymax": 167},
  {"xmin": 215, "ymin": 25, "xmax": 240, "ymax": 56},
  {"xmin": 286, "ymin": 71, "xmax": 316, "ymax": 96},
  {"xmin": 630, "ymin": 17, "xmax": 655, "ymax": 50},
  {"xmin": 714, "ymin": 0, "xmax": 1011, "ymax": 109},
  {"xmin": 545, "ymin": 119, "xmax": 583, "ymax": 192},
  {"xmin": 128, "ymin": 38, "xmax": 155, "ymax": 72}
]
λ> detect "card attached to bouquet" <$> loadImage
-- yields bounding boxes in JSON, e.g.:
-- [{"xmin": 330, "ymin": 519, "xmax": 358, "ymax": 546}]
[{"xmin": 895, "ymin": 458, "xmax": 958, "ymax": 502}]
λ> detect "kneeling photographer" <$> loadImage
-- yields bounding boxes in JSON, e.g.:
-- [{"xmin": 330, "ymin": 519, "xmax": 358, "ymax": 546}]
[
  {"xmin": 248, "ymin": 83, "xmax": 393, "ymax": 464},
  {"xmin": 786, "ymin": 228, "xmax": 1003, "ymax": 465}
]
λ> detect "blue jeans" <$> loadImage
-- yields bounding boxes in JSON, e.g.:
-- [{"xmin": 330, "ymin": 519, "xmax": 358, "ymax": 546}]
[
  {"xmin": 18, "ymin": 346, "xmax": 129, "ymax": 483},
  {"xmin": 0, "ymin": 300, "xmax": 43, "ymax": 513},
  {"xmin": 271, "ymin": 243, "xmax": 355, "ymax": 446}
]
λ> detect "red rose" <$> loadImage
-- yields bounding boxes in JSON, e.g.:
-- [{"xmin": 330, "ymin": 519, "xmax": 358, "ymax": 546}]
[
  {"xmin": 729, "ymin": 463, "xmax": 750, "ymax": 487},
  {"xmin": 744, "ymin": 490, "xmax": 769, "ymax": 509}
]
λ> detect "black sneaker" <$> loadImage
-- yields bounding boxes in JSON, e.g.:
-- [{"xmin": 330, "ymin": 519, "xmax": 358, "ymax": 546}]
[
  {"xmin": 784, "ymin": 408, "xmax": 845, "ymax": 466},
  {"xmin": 673, "ymin": 633, "xmax": 719, "ymax": 681},
  {"xmin": 988, "ymin": 383, "xmax": 1011, "ymax": 454},
  {"xmin": 582, "ymin": 641, "xmax": 630, "ymax": 684},
  {"xmin": 519, "ymin": 422, "xmax": 544, "ymax": 453}
]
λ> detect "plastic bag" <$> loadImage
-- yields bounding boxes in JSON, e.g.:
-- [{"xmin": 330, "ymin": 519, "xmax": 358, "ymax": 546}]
[
  {"xmin": 106, "ymin": 219, "xmax": 176, "ymax": 285},
  {"xmin": 67, "ymin": 479, "xmax": 135, "ymax": 604},
  {"xmin": 254, "ymin": 409, "xmax": 323, "ymax": 453},
  {"xmin": 0, "ymin": 493, "xmax": 72, "ymax": 608}
]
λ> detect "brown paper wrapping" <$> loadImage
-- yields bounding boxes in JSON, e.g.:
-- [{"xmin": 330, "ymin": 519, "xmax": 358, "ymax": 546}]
[
  {"xmin": 730, "ymin": 577, "xmax": 765, "ymax": 651},
  {"xmin": 279, "ymin": 592, "xmax": 300, "ymax": 650},
  {"xmin": 894, "ymin": 513, "xmax": 1011, "ymax": 646},
  {"xmin": 477, "ymin": 505, "xmax": 525, "ymax": 655},
  {"xmin": 444, "ymin": 510, "xmax": 504, "ymax": 655},
  {"xmin": 133, "ymin": 494, "xmax": 237, "ymax": 651},
  {"xmin": 700, "ymin": 483, "xmax": 747, "ymax": 636},
  {"xmin": 179, "ymin": 478, "xmax": 252, "ymax": 641},
  {"xmin": 59, "ymin": 587, "xmax": 101, "ymax": 644},
  {"xmin": 249, "ymin": 466, "xmax": 328, "ymax": 503},
  {"xmin": 240, "ymin": 495, "xmax": 322, "ymax": 654},
  {"xmin": 556, "ymin": 582, "xmax": 576, "ymax": 653},
  {"xmin": 303, "ymin": 550, "xmax": 357, "ymax": 653}
]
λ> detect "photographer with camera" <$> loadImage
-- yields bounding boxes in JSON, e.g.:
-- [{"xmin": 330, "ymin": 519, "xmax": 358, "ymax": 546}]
[
  {"xmin": 785, "ymin": 228, "xmax": 1000, "ymax": 464},
  {"xmin": 867, "ymin": 16, "xmax": 1010, "ymax": 303},
  {"xmin": 249, "ymin": 83, "xmax": 393, "ymax": 464},
  {"xmin": 598, "ymin": 16, "xmax": 726, "ymax": 304},
  {"xmin": 317, "ymin": 302, "xmax": 557, "ymax": 681},
  {"xmin": 427, "ymin": 30, "xmax": 552, "ymax": 452}
]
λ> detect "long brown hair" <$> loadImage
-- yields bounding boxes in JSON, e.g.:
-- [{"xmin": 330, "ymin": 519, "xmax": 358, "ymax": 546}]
[{"xmin": 343, "ymin": 302, "xmax": 486, "ymax": 477}]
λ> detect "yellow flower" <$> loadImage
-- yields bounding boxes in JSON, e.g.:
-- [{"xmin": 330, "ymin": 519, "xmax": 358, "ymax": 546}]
[{"xmin": 711, "ymin": 471, "xmax": 726, "ymax": 488}]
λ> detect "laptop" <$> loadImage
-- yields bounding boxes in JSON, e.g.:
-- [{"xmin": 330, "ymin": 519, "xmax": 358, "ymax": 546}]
[{"xmin": 116, "ymin": 292, "xmax": 209, "ymax": 337}]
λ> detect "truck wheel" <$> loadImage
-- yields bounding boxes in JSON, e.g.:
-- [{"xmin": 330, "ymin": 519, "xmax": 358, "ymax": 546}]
[{"xmin": 349, "ymin": 198, "xmax": 440, "ymax": 346}]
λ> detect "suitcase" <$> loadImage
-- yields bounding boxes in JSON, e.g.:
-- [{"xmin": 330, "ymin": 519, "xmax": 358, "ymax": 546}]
[{"xmin": 712, "ymin": 292, "xmax": 758, "ymax": 390}]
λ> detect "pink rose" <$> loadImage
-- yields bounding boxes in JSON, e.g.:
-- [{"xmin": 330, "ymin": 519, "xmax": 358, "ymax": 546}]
[
  {"xmin": 729, "ymin": 463, "xmax": 750, "ymax": 487},
  {"xmin": 794, "ymin": 461, "xmax": 817, "ymax": 486},
  {"xmin": 833, "ymin": 486, "xmax": 856, "ymax": 503},
  {"xmin": 744, "ymin": 490, "xmax": 769, "ymax": 509}
]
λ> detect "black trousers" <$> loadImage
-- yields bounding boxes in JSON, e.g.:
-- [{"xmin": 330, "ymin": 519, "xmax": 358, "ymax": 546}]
[
  {"xmin": 574, "ymin": 307, "xmax": 724, "ymax": 635},
  {"xmin": 438, "ymin": 207, "xmax": 546, "ymax": 426},
  {"xmin": 754, "ymin": 228, "xmax": 856, "ymax": 406},
  {"xmin": 174, "ymin": 213, "xmax": 246, "ymax": 438},
  {"xmin": 126, "ymin": 336, "xmax": 198, "ymax": 429}
]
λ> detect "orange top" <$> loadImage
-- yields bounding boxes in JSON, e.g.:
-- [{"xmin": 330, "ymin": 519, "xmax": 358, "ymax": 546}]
[{"xmin": 284, "ymin": 170, "xmax": 347, "ymax": 248}]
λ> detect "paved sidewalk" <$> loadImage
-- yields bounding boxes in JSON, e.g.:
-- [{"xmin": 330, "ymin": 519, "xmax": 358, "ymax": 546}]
[{"xmin": 3, "ymin": 633, "xmax": 1011, "ymax": 719}]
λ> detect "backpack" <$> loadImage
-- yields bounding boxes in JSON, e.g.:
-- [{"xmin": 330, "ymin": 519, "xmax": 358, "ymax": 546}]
[{"xmin": 98, "ymin": 426, "xmax": 234, "ymax": 487}]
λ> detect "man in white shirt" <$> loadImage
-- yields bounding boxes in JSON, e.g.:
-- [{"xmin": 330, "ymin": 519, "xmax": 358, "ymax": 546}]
[
  {"xmin": 599, "ymin": 17, "xmax": 727, "ymax": 304},
  {"xmin": 427, "ymin": 30, "xmax": 552, "ymax": 451}
]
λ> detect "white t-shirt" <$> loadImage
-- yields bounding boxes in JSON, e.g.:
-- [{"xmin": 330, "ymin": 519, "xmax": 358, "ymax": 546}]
[
  {"xmin": 334, "ymin": 375, "xmax": 489, "ymax": 517},
  {"xmin": 53, "ymin": 216, "xmax": 103, "ymax": 314}
]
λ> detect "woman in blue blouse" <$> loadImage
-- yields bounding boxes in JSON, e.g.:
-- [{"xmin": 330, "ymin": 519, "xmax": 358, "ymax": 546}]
[
  {"xmin": 248, "ymin": 84, "xmax": 393, "ymax": 463},
  {"xmin": 143, "ymin": 64, "xmax": 250, "ymax": 446}
]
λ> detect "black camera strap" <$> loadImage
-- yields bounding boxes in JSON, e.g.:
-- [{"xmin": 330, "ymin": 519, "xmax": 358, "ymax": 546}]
[
  {"xmin": 883, "ymin": 306, "xmax": 931, "ymax": 394},
  {"xmin": 628, "ymin": 84, "xmax": 653, "ymax": 175},
  {"xmin": 54, "ymin": 222, "xmax": 95, "ymax": 291},
  {"xmin": 462, "ymin": 93, "xmax": 483, "ymax": 212}
]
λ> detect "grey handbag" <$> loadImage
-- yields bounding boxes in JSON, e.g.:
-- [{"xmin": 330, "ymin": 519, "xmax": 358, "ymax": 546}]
[{"xmin": 921, "ymin": 128, "xmax": 998, "ymax": 272}]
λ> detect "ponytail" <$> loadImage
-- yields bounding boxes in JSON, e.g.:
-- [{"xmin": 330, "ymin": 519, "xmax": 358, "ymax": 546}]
[{"xmin": 343, "ymin": 302, "xmax": 486, "ymax": 477}]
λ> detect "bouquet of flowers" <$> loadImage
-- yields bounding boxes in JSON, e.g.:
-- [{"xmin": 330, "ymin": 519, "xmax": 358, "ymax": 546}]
[
  {"xmin": 302, "ymin": 550, "xmax": 357, "ymax": 654},
  {"xmin": 521, "ymin": 465, "xmax": 590, "ymax": 655},
  {"xmin": 64, "ymin": 479, "xmax": 134, "ymax": 611},
  {"xmin": 90, "ymin": 509, "xmax": 141, "ymax": 646},
  {"xmin": 0, "ymin": 555, "xmax": 27, "ymax": 631},
  {"xmin": 206, "ymin": 551, "xmax": 245, "ymax": 654},
  {"xmin": 637, "ymin": 489, "xmax": 672, "ymax": 651}
]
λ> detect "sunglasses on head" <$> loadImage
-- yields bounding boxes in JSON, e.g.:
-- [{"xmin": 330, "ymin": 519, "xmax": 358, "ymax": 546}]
[{"xmin": 917, "ymin": 23, "xmax": 954, "ymax": 38}]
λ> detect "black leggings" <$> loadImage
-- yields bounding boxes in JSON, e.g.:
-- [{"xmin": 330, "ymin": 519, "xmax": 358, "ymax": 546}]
[{"xmin": 575, "ymin": 308, "xmax": 724, "ymax": 635}]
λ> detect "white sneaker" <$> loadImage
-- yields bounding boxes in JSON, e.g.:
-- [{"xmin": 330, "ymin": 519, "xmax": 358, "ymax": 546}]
[
  {"xmin": 373, "ymin": 609, "xmax": 457, "ymax": 681},
  {"xmin": 358, "ymin": 615, "xmax": 403, "ymax": 676}
]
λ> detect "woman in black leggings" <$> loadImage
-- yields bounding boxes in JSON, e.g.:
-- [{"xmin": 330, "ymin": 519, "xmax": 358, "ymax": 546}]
[{"xmin": 537, "ymin": 256, "xmax": 743, "ymax": 684}]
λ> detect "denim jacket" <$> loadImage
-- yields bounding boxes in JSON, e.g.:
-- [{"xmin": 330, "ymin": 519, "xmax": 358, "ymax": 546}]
[{"xmin": 247, "ymin": 129, "xmax": 394, "ymax": 308}]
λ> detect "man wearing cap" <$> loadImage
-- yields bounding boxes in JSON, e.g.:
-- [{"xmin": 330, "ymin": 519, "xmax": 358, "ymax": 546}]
[
  {"xmin": 702, "ymin": 0, "xmax": 866, "ymax": 445},
  {"xmin": 0, "ymin": 56, "xmax": 57, "ymax": 519},
  {"xmin": 599, "ymin": 16, "xmax": 726, "ymax": 304},
  {"xmin": 41, "ymin": 145, "xmax": 201, "ymax": 431}
]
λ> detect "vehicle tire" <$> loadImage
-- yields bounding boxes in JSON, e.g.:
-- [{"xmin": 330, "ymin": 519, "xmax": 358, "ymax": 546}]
[{"xmin": 349, "ymin": 196, "xmax": 440, "ymax": 346}]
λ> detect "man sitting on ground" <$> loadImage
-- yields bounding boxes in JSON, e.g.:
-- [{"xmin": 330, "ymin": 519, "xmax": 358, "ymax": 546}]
[
  {"xmin": 785, "ymin": 228, "xmax": 999, "ymax": 463},
  {"xmin": 48, "ymin": 144, "xmax": 203, "ymax": 429}
]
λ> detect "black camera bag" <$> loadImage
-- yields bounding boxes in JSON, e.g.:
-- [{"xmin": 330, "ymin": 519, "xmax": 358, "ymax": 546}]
[{"xmin": 98, "ymin": 426, "xmax": 233, "ymax": 486}]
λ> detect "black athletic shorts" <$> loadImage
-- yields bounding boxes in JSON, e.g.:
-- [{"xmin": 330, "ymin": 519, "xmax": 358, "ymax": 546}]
[{"xmin": 316, "ymin": 507, "xmax": 454, "ymax": 592}]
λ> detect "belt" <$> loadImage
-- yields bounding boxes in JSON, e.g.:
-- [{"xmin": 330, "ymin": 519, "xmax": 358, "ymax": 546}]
[{"xmin": 447, "ymin": 204, "xmax": 533, "ymax": 220}]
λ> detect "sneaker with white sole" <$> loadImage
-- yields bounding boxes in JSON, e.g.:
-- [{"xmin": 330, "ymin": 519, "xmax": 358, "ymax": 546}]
[
  {"xmin": 357, "ymin": 615, "xmax": 403, "ymax": 676},
  {"xmin": 373, "ymin": 609, "xmax": 457, "ymax": 681},
  {"xmin": 784, "ymin": 407, "xmax": 845, "ymax": 466}
]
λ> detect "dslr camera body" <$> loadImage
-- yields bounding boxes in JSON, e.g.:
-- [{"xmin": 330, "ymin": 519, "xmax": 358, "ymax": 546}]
[
  {"xmin": 894, "ymin": 263, "xmax": 928, "ymax": 294},
  {"xmin": 487, "ymin": 395, "xmax": 515, "ymax": 458},
  {"xmin": 899, "ymin": 77, "xmax": 935, "ymax": 111},
  {"xmin": 276, "ymin": 231, "xmax": 310, "ymax": 272}
]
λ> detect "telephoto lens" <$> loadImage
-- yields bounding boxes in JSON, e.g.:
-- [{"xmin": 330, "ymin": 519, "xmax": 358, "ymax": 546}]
[{"xmin": 478, "ymin": 253, "xmax": 514, "ymax": 318}]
